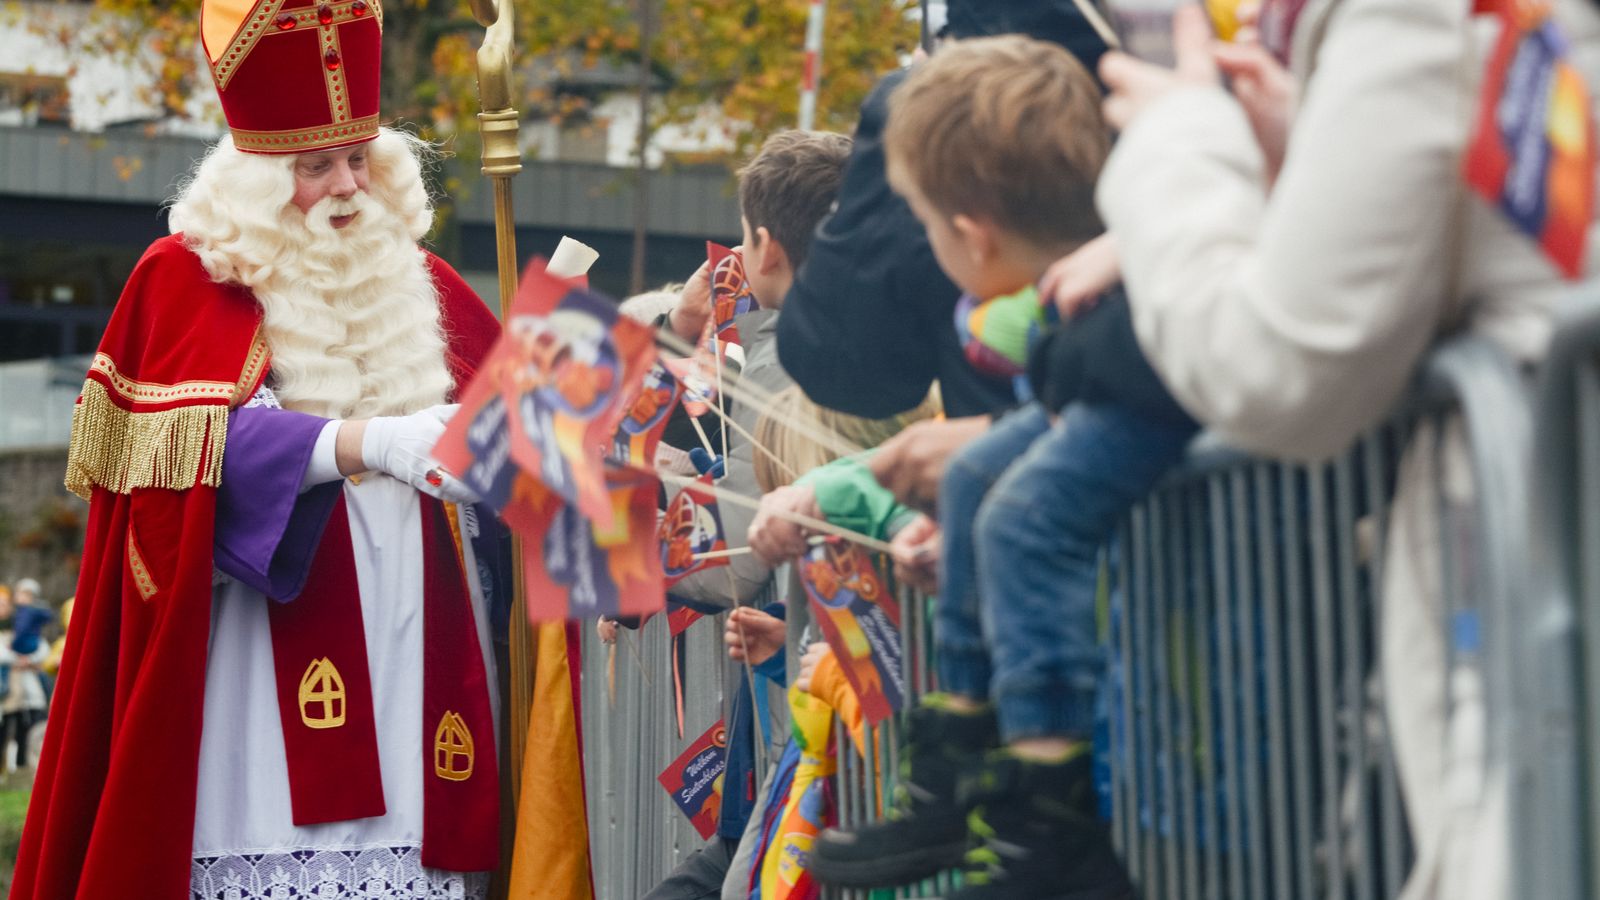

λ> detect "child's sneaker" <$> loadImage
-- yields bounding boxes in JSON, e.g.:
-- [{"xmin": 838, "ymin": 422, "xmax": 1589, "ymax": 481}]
[
  {"xmin": 810, "ymin": 695, "xmax": 998, "ymax": 888},
  {"xmin": 945, "ymin": 750, "xmax": 1136, "ymax": 900}
]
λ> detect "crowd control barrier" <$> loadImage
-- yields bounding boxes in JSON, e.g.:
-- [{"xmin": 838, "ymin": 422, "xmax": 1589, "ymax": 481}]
[
  {"xmin": 1100, "ymin": 334, "xmax": 1533, "ymax": 900},
  {"xmin": 580, "ymin": 609, "xmax": 733, "ymax": 900},
  {"xmin": 579, "ymin": 334, "xmax": 1544, "ymax": 900}
]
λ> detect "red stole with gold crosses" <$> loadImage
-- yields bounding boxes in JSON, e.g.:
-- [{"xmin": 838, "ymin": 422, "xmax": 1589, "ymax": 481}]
[{"xmin": 266, "ymin": 491, "xmax": 501, "ymax": 873}]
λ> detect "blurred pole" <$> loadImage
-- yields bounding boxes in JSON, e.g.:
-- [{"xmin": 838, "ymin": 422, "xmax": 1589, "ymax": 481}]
[
  {"xmin": 630, "ymin": 0, "xmax": 654, "ymax": 295},
  {"xmin": 798, "ymin": 0, "xmax": 826, "ymax": 130},
  {"xmin": 921, "ymin": 0, "xmax": 933, "ymax": 53}
]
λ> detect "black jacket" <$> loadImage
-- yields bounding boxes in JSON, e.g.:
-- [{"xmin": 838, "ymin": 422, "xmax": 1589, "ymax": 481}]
[
  {"xmin": 776, "ymin": 70, "xmax": 1014, "ymax": 419},
  {"xmin": 776, "ymin": 3, "xmax": 1111, "ymax": 419},
  {"xmin": 1026, "ymin": 287, "xmax": 1196, "ymax": 431}
]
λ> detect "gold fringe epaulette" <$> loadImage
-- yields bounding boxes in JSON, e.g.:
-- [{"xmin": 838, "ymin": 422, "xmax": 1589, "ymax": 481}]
[{"xmin": 64, "ymin": 378, "xmax": 228, "ymax": 499}]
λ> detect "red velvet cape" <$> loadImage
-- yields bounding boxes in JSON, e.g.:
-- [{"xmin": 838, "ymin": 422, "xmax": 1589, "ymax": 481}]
[{"xmin": 11, "ymin": 234, "xmax": 500, "ymax": 900}]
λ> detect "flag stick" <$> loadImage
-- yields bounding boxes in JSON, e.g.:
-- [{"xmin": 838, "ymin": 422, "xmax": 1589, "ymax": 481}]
[
  {"xmin": 713, "ymin": 332, "xmax": 732, "ymax": 468},
  {"xmin": 699, "ymin": 389, "xmax": 799, "ymax": 482},
  {"xmin": 688, "ymin": 414, "xmax": 718, "ymax": 458},
  {"xmin": 1070, "ymin": 0, "xmax": 1122, "ymax": 49},
  {"xmin": 657, "ymin": 470, "xmax": 895, "ymax": 555},
  {"xmin": 694, "ymin": 546, "xmax": 755, "ymax": 561},
  {"xmin": 654, "ymin": 328, "xmax": 865, "ymax": 461}
]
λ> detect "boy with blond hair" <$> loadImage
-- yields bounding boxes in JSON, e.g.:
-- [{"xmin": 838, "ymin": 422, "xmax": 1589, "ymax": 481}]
[{"xmin": 812, "ymin": 36, "xmax": 1195, "ymax": 898}]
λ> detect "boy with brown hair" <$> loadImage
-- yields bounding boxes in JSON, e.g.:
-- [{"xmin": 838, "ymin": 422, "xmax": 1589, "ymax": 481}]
[
  {"xmin": 658, "ymin": 128, "xmax": 852, "ymax": 610},
  {"xmin": 667, "ymin": 129, "xmax": 852, "ymax": 340},
  {"xmin": 641, "ymin": 128, "xmax": 851, "ymax": 900},
  {"xmin": 812, "ymin": 36, "xmax": 1195, "ymax": 898}
]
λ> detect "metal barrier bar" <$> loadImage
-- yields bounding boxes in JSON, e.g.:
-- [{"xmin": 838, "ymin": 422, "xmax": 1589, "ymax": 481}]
[
  {"xmin": 1524, "ymin": 296, "xmax": 1600, "ymax": 900},
  {"xmin": 1231, "ymin": 469, "xmax": 1269, "ymax": 900},
  {"xmin": 1167, "ymin": 493, "xmax": 1201, "ymax": 900},
  {"xmin": 1252, "ymin": 463, "xmax": 1292, "ymax": 900},
  {"xmin": 1186, "ymin": 484, "xmax": 1222, "ymax": 900}
]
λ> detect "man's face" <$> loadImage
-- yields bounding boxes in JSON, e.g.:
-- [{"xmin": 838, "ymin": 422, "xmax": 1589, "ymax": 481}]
[{"xmin": 291, "ymin": 143, "xmax": 372, "ymax": 228}]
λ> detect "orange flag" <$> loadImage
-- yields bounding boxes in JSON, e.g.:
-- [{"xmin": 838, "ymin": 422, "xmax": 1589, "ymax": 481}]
[{"xmin": 508, "ymin": 622, "xmax": 595, "ymax": 899}]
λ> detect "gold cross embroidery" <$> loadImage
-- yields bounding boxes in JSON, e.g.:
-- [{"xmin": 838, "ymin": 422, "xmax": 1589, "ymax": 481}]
[
  {"xmin": 433, "ymin": 711, "xmax": 475, "ymax": 781},
  {"xmin": 298, "ymin": 657, "xmax": 347, "ymax": 729}
]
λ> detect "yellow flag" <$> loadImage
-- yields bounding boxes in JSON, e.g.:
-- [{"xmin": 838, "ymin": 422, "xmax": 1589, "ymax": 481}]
[{"xmin": 508, "ymin": 622, "xmax": 595, "ymax": 899}]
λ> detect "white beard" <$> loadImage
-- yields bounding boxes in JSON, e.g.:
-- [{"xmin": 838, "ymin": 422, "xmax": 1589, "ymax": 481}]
[{"xmin": 244, "ymin": 191, "xmax": 453, "ymax": 419}]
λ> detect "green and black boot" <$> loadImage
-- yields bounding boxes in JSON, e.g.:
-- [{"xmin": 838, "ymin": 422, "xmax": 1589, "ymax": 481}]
[
  {"xmin": 945, "ymin": 750, "xmax": 1136, "ymax": 900},
  {"xmin": 809, "ymin": 695, "xmax": 999, "ymax": 888}
]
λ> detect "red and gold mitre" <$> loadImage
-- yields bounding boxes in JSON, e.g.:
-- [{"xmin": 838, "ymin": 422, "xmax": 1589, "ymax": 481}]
[{"xmin": 201, "ymin": 0, "xmax": 385, "ymax": 154}]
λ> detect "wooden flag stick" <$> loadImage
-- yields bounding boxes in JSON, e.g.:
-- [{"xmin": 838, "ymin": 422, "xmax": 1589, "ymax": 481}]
[
  {"xmin": 621, "ymin": 628, "xmax": 652, "ymax": 688},
  {"xmin": 687, "ymin": 414, "xmax": 718, "ymax": 458},
  {"xmin": 657, "ymin": 470, "xmax": 895, "ymax": 555},
  {"xmin": 653, "ymin": 329, "xmax": 866, "ymax": 461},
  {"xmin": 1070, "ymin": 0, "xmax": 1122, "ymax": 49},
  {"xmin": 698, "ymin": 394, "xmax": 799, "ymax": 482},
  {"xmin": 692, "ymin": 546, "xmax": 754, "ymax": 561},
  {"xmin": 713, "ymin": 333, "xmax": 732, "ymax": 467}
]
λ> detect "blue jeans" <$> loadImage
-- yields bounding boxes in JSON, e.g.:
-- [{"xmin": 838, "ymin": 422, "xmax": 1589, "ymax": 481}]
[{"xmin": 936, "ymin": 402, "xmax": 1195, "ymax": 742}]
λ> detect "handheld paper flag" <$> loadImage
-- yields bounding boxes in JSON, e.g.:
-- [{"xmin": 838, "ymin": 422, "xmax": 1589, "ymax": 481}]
[
  {"xmin": 612, "ymin": 360, "xmax": 681, "ymax": 469},
  {"xmin": 514, "ymin": 468, "xmax": 666, "ymax": 624},
  {"xmin": 660, "ymin": 473, "xmax": 730, "ymax": 588},
  {"xmin": 1464, "ymin": 0, "xmax": 1596, "ymax": 279},
  {"xmin": 658, "ymin": 719, "xmax": 729, "ymax": 840},
  {"xmin": 499, "ymin": 260, "xmax": 658, "ymax": 530},
  {"xmin": 433, "ymin": 339, "xmax": 521, "ymax": 511},
  {"xmin": 798, "ymin": 541, "xmax": 905, "ymax": 726},
  {"xmin": 667, "ymin": 601, "xmax": 706, "ymax": 637},
  {"xmin": 708, "ymin": 241, "xmax": 757, "ymax": 343}
]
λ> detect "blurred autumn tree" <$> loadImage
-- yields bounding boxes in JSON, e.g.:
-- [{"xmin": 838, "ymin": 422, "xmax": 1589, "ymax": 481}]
[
  {"xmin": 514, "ymin": 0, "xmax": 918, "ymax": 157},
  {"xmin": 44, "ymin": 0, "xmax": 914, "ymax": 159}
]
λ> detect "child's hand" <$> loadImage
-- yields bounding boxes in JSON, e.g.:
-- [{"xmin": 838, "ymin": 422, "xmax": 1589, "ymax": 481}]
[
  {"xmin": 724, "ymin": 606, "xmax": 785, "ymax": 666},
  {"xmin": 667, "ymin": 259, "xmax": 714, "ymax": 341},
  {"xmin": 890, "ymin": 514, "xmax": 941, "ymax": 594},
  {"xmin": 1040, "ymin": 234, "xmax": 1121, "ymax": 319},
  {"xmin": 796, "ymin": 641, "xmax": 832, "ymax": 695},
  {"xmin": 748, "ymin": 484, "xmax": 821, "ymax": 564}
]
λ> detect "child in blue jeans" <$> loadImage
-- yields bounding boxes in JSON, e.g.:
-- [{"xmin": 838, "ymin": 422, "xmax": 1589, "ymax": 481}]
[{"xmin": 811, "ymin": 36, "xmax": 1197, "ymax": 899}]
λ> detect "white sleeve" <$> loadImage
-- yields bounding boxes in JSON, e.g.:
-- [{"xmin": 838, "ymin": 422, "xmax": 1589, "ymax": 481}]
[
  {"xmin": 299, "ymin": 420, "xmax": 344, "ymax": 493},
  {"xmin": 1098, "ymin": 0, "xmax": 1467, "ymax": 461}
]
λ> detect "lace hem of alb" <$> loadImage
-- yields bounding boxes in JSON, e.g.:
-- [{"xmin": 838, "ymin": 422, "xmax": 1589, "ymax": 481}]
[{"xmin": 190, "ymin": 844, "xmax": 487, "ymax": 900}]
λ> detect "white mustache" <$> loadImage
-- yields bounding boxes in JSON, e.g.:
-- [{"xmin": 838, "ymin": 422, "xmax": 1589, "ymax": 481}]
[{"xmin": 307, "ymin": 193, "xmax": 370, "ymax": 222}]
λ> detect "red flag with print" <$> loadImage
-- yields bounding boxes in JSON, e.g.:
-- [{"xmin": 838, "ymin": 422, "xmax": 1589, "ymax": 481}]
[{"xmin": 659, "ymin": 474, "xmax": 729, "ymax": 588}]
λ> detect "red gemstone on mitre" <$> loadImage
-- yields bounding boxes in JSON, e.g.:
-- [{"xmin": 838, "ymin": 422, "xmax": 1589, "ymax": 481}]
[
  {"xmin": 351, "ymin": 1, "xmax": 369, "ymax": 16},
  {"xmin": 317, "ymin": 3, "xmax": 334, "ymax": 25},
  {"xmin": 324, "ymin": 49, "xmax": 341, "ymax": 70},
  {"xmin": 274, "ymin": 12, "xmax": 296, "ymax": 29}
]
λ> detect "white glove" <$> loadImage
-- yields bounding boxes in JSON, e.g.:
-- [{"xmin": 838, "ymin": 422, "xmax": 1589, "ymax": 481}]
[{"xmin": 361, "ymin": 404, "xmax": 481, "ymax": 505}]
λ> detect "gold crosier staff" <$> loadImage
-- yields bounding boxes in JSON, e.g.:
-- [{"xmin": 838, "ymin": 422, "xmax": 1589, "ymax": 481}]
[{"xmin": 465, "ymin": 0, "xmax": 536, "ymax": 840}]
